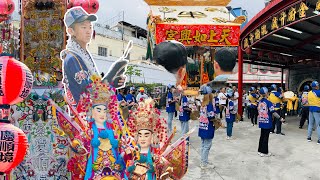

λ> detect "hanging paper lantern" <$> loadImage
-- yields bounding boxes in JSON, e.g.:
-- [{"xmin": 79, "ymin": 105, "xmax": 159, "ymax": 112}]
[
  {"xmin": 258, "ymin": 51, "xmax": 264, "ymax": 58},
  {"xmin": 0, "ymin": 44, "xmax": 2, "ymax": 54},
  {"xmin": 0, "ymin": 0, "xmax": 15, "ymax": 23},
  {"xmin": 68, "ymin": 0, "xmax": 100, "ymax": 14},
  {"xmin": 0, "ymin": 56, "xmax": 33, "ymax": 105},
  {"xmin": 0, "ymin": 122, "xmax": 28, "ymax": 173},
  {"xmin": 245, "ymin": 48, "xmax": 252, "ymax": 55},
  {"xmin": 0, "ymin": 0, "xmax": 15, "ymax": 17},
  {"xmin": 267, "ymin": 52, "xmax": 273, "ymax": 59}
]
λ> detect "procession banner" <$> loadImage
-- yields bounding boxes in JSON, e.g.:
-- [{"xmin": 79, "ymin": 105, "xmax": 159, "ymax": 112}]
[{"xmin": 156, "ymin": 24, "xmax": 240, "ymax": 46}]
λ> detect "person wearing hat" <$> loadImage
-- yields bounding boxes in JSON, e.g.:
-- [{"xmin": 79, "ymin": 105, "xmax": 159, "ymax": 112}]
[
  {"xmin": 198, "ymin": 86, "xmax": 215, "ymax": 169},
  {"xmin": 299, "ymin": 85, "xmax": 310, "ymax": 129},
  {"xmin": 218, "ymin": 87, "xmax": 227, "ymax": 119},
  {"xmin": 268, "ymin": 84, "xmax": 285, "ymax": 135},
  {"xmin": 248, "ymin": 87, "xmax": 260, "ymax": 126},
  {"xmin": 166, "ymin": 84, "xmax": 177, "ymax": 134},
  {"xmin": 126, "ymin": 87, "xmax": 137, "ymax": 110},
  {"xmin": 136, "ymin": 87, "xmax": 148, "ymax": 102},
  {"xmin": 178, "ymin": 92, "xmax": 191, "ymax": 135},
  {"xmin": 213, "ymin": 90, "xmax": 221, "ymax": 117},
  {"xmin": 117, "ymin": 88, "xmax": 126, "ymax": 102},
  {"xmin": 154, "ymin": 88, "xmax": 162, "ymax": 110},
  {"xmin": 61, "ymin": 7, "xmax": 125, "ymax": 106},
  {"xmin": 257, "ymin": 87, "xmax": 284, "ymax": 157},
  {"xmin": 153, "ymin": 41, "xmax": 187, "ymax": 90},
  {"xmin": 225, "ymin": 89, "xmax": 237, "ymax": 140},
  {"xmin": 307, "ymin": 81, "xmax": 320, "ymax": 143}
]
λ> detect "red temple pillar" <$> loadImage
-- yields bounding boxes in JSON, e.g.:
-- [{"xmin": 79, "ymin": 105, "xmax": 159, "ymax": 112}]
[{"xmin": 238, "ymin": 47, "xmax": 243, "ymax": 116}]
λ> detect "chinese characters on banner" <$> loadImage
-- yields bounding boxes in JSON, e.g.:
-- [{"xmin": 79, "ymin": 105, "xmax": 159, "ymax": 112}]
[
  {"xmin": 0, "ymin": 131, "xmax": 15, "ymax": 163},
  {"xmin": 11, "ymin": 92, "xmax": 70, "ymax": 179},
  {"xmin": 242, "ymin": 1, "xmax": 310, "ymax": 50},
  {"xmin": 21, "ymin": 1, "xmax": 66, "ymax": 86},
  {"xmin": 156, "ymin": 24, "xmax": 240, "ymax": 46}
]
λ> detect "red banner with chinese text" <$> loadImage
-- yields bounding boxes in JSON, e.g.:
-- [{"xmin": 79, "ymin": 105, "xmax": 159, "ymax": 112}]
[{"xmin": 156, "ymin": 24, "xmax": 240, "ymax": 46}]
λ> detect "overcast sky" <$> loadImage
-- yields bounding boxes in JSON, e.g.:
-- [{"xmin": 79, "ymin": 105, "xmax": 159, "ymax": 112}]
[
  {"xmin": 12, "ymin": 0, "xmax": 265, "ymax": 28},
  {"xmin": 97, "ymin": 0, "xmax": 265, "ymax": 28}
]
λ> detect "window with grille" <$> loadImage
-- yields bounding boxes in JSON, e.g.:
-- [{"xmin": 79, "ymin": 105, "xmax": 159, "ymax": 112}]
[{"xmin": 98, "ymin": 47, "xmax": 108, "ymax": 57}]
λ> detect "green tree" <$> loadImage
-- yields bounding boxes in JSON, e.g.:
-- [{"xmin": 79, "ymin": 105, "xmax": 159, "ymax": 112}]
[{"xmin": 125, "ymin": 65, "xmax": 142, "ymax": 83}]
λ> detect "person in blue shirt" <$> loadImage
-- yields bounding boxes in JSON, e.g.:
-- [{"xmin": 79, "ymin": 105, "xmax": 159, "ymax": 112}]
[
  {"xmin": 249, "ymin": 87, "xmax": 260, "ymax": 126},
  {"xmin": 61, "ymin": 7, "xmax": 125, "ymax": 107},
  {"xmin": 198, "ymin": 86, "xmax": 215, "ymax": 169},
  {"xmin": 257, "ymin": 87, "xmax": 283, "ymax": 157},
  {"xmin": 179, "ymin": 95, "xmax": 191, "ymax": 134},
  {"xmin": 213, "ymin": 91, "xmax": 220, "ymax": 116},
  {"xmin": 269, "ymin": 84, "xmax": 285, "ymax": 135},
  {"xmin": 166, "ymin": 84, "xmax": 177, "ymax": 134},
  {"xmin": 117, "ymin": 88, "xmax": 126, "ymax": 102},
  {"xmin": 307, "ymin": 81, "xmax": 320, "ymax": 144},
  {"xmin": 299, "ymin": 85, "xmax": 310, "ymax": 129},
  {"xmin": 126, "ymin": 87, "xmax": 137, "ymax": 110},
  {"xmin": 226, "ymin": 91, "xmax": 237, "ymax": 140}
]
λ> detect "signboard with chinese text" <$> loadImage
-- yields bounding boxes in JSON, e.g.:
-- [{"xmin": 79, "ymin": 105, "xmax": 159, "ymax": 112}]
[
  {"xmin": 156, "ymin": 24, "xmax": 240, "ymax": 46},
  {"xmin": 241, "ymin": 1, "xmax": 314, "ymax": 50},
  {"xmin": 11, "ymin": 91, "xmax": 70, "ymax": 179},
  {"xmin": 21, "ymin": 0, "xmax": 66, "ymax": 87}
]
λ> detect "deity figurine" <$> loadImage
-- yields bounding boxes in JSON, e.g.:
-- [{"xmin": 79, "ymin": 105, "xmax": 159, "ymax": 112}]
[
  {"xmin": 52, "ymin": 75, "xmax": 127, "ymax": 180},
  {"xmin": 79, "ymin": 76, "xmax": 127, "ymax": 180},
  {"xmin": 127, "ymin": 99, "xmax": 168, "ymax": 180}
]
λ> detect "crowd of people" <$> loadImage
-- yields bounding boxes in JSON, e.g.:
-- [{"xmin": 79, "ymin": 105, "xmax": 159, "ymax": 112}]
[{"xmin": 116, "ymin": 79, "xmax": 320, "ymax": 170}]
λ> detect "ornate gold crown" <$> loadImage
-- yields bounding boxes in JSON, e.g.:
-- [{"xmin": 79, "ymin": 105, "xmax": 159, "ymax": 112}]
[
  {"xmin": 128, "ymin": 99, "xmax": 167, "ymax": 144},
  {"xmin": 80, "ymin": 75, "xmax": 115, "ymax": 113}
]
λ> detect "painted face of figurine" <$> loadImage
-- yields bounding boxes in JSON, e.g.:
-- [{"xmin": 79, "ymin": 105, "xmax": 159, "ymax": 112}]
[
  {"xmin": 92, "ymin": 105, "xmax": 107, "ymax": 127},
  {"xmin": 137, "ymin": 129, "xmax": 153, "ymax": 152}
]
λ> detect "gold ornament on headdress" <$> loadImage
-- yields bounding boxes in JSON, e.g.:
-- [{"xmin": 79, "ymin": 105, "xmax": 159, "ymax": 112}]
[
  {"xmin": 90, "ymin": 75, "xmax": 113, "ymax": 106},
  {"xmin": 80, "ymin": 75, "xmax": 115, "ymax": 113},
  {"xmin": 128, "ymin": 99, "xmax": 167, "ymax": 144}
]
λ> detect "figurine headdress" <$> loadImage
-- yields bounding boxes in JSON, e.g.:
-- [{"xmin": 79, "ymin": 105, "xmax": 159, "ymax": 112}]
[
  {"xmin": 79, "ymin": 75, "xmax": 116, "ymax": 115},
  {"xmin": 128, "ymin": 98, "xmax": 167, "ymax": 146}
]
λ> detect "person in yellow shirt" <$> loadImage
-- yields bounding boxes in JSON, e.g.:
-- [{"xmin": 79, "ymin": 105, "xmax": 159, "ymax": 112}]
[
  {"xmin": 299, "ymin": 85, "xmax": 310, "ymax": 129},
  {"xmin": 249, "ymin": 87, "xmax": 260, "ymax": 126},
  {"xmin": 268, "ymin": 84, "xmax": 285, "ymax": 135},
  {"xmin": 307, "ymin": 81, "xmax": 320, "ymax": 144}
]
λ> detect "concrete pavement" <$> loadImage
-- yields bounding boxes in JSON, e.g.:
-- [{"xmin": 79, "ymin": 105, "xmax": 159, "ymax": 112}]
[{"xmin": 161, "ymin": 113, "xmax": 320, "ymax": 180}]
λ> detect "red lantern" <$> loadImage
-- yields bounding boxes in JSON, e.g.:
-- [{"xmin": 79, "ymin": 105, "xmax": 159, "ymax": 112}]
[
  {"xmin": 0, "ymin": 0, "xmax": 15, "ymax": 23},
  {"xmin": 0, "ymin": 0, "xmax": 15, "ymax": 15},
  {"xmin": 245, "ymin": 48, "xmax": 252, "ymax": 55},
  {"xmin": 68, "ymin": 0, "xmax": 100, "ymax": 14},
  {"xmin": 258, "ymin": 51, "xmax": 264, "ymax": 58},
  {"xmin": 0, "ymin": 56, "xmax": 33, "ymax": 105},
  {"xmin": 0, "ymin": 44, "xmax": 2, "ymax": 54},
  {"xmin": 0, "ymin": 122, "xmax": 28, "ymax": 173},
  {"xmin": 267, "ymin": 52, "xmax": 273, "ymax": 59}
]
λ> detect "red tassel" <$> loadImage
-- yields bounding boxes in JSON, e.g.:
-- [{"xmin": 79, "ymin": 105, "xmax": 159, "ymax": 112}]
[{"xmin": 93, "ymin": 30, "xmax": 96, "ymax": 39}]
